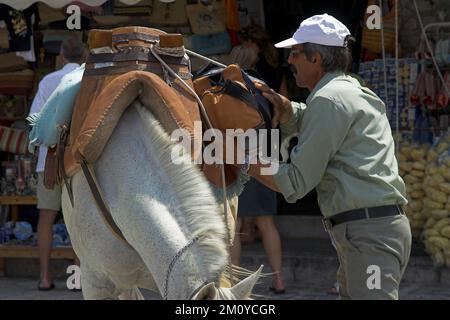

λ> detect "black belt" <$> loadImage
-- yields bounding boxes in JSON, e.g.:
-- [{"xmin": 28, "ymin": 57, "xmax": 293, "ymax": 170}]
[{"xmin": 324, "ymin": 205, "xmax": 404, "ymax": 228}]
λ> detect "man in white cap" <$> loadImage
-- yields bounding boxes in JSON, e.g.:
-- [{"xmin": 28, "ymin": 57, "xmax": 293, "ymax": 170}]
[{"xmin": 239, "ymin": 14, "xmax": 411, "ymax": 299}]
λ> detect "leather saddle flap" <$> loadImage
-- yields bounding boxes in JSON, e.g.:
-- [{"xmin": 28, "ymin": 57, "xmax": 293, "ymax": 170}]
[
  {"xmin": 193, "ymin": 64, "xmax": 273, "ymax": 188},
  {"xmin": 64, "ymin": 27, "xmax": 200, "ymax": 177},
  {"xmin": 193, "ymin": 64, "xmax": 272, "ymax": 132}
]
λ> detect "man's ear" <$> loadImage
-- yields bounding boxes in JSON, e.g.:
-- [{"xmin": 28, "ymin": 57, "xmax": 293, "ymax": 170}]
[{"xmin": 312, "ymin": 52, "xmax": 321, "ymax": 64}]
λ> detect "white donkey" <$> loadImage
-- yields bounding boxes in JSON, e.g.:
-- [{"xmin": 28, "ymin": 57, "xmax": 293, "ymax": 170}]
[{"xmin": 60, "ymin": 101, "xmax": 261, "ymax": 300}]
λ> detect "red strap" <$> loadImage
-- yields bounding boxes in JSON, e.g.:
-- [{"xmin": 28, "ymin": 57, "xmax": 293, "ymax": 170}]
[
  {"xmin": 411, "ymin": 72, "xmax": 425, "ymax": 106},
  {"xmin": 424, "ymin": 72, "xmax": 436, "ymax": 110}
]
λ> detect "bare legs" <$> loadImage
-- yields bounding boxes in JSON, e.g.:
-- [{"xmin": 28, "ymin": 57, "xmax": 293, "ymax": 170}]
[
  {"xmin": 37, "ymin": 209, "xmax": 58, "ymax": 288},
  {"xmin": 231, "ymin": 215, "xmax": 285, "ymax": 291},
  {"xmin": 231, "ymin": 218, "xmax": 243, "ymax": 266}
]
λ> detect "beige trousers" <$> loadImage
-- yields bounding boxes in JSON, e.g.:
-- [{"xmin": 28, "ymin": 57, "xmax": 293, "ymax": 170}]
[{"xmin": 328, "ymin": 214, "xmax": 412, "ymax": 300}]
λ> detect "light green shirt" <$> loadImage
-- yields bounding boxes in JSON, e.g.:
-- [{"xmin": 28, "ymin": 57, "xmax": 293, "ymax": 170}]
[{"xmin": 273, "ymin": 72, "xmax": 407, "ymax": 218}]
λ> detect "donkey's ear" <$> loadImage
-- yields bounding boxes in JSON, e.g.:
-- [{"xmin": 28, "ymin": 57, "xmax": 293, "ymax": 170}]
[
  {"xmin": 229, "ymin": 265, "xmax": 263, "ymax": 299},
  {"xmin": 191, "ymin": 282, "xmax": 217, "ymax": 300}
]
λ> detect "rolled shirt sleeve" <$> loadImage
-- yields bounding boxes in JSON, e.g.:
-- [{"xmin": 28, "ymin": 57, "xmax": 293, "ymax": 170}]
[
  {"xmin": 279, "ymin": 102, "xmax": 305, "ymax": 140},
  {"xmin": 273, "ymin": 97, "xmax": 352, "ymax": 203}
]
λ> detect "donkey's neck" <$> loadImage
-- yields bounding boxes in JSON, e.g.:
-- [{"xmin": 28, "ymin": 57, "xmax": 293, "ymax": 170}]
[{"xmin": 94, "ymin": 103, "xmax": 228, "ymax": 298}]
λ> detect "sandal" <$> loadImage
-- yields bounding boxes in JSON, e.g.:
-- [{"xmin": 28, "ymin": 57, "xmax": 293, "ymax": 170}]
[
  {"xmin": 38, "ymin": 281, "xmax": 55, "ymax": 291},
  {"xmin": 269, "ymin": 286, "xmax": 286, "ymax": 294}
]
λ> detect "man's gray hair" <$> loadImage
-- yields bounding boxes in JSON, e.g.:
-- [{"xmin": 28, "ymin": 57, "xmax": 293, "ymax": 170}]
[{"xmin": 303, "ymin": 36, "xmax": 355, "ymax": 72}]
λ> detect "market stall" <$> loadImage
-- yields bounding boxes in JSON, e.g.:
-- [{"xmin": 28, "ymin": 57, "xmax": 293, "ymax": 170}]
[{"xmin": 0, "ymin": 0, "xmax": 448, "ymax": 275}]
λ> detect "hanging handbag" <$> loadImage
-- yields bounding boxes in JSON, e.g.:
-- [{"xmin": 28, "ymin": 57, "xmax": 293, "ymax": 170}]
[
  {"xmin": 148, "ymin": 0, "xmax": 189, "ymax": 25},
  {"xmin": 186, "ymin": 0, "xmax": 227, "ymax": 35},
  {"xmin": 436, "ymin": 71, "xmax": 450, "ymax": 109}
]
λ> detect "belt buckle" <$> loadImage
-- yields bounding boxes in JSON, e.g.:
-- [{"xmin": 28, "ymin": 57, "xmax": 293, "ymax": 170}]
[{"xmin": 322, "ymin": 218, "xmax": 333, "ymax": 231}]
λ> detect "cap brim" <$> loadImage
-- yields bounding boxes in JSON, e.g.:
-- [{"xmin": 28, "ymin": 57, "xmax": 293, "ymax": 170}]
[{"xmin": 274, "ymin": 38, "xmax": 300, "ymax": 48}]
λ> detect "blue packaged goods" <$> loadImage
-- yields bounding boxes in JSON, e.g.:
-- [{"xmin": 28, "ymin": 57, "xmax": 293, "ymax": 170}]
[{"xmin": 13, "ymin": 221, "xmax": 33, "ymax": 240}]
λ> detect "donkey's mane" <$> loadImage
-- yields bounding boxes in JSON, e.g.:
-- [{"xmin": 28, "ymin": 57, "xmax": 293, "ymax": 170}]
[{"xmin": 134, "ymin": 101, "xmax": 229, "ymax": 283}]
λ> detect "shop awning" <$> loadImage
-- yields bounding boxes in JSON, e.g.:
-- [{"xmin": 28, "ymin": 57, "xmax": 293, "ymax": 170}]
[{"xmin": 0, "ymin": 0, "xmax": 142, "ymax": 10}]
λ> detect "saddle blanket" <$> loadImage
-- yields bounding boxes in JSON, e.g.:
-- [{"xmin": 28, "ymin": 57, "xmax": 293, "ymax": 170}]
[{"xmin": 27, "ymin": 64, "xmax": 85, "ymax": 152}]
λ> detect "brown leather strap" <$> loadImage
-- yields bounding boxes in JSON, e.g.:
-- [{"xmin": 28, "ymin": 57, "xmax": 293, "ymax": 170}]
[
  {"xmin": 58, "ymin": 126, "xmax": 74, "ymax": 207},
  {"xmin": 84, "ymin": 63, "xmax": 165, "ymax": 77},
  {"xmin": 43, "ymin": 147, "xmax": 58, "ymax": 190},
  {"xmin": 80, "ymin": 159, "xmax": 129, "ymax": 245},
  {"xmin": 86, "ymin": 51, "xmax": 189, "ymax": 66},
  {"xmin": 112, "ymin": 32, "xmax": 159, "ymax": 44}
]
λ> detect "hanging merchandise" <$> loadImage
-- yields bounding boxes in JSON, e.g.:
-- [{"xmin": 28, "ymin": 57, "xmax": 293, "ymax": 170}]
[
  {"xmin": 224, "ymin": 0, "xmax": 239, "ymax": 31},
  {"xmin": 190, "ymin": 31, "xmax": 231, "ymax": 55},
  {"xmin": 237, "ymin": 0, "xmax": 265, "ymax": 28},
  {"xmin": 409, "ymin": 70, "xmax": 437, "ymax": 144},
  {"xmin": 359, "ymin": 58, "xmax": 415, "ymax": 131},
  {"xmin": 436, "ymin": 72, "xmax": 450, "ymax": 110},
  {"xmin": 113, "ymin": 0, "xmax": 152, "ymax": 15},
  {"xmin": 412, "ymin": 107, "xmax": 433, "ymax": 145},
  {"xmin": 224, "ymin": 0, "xmax": 239, "ymax": 46},
  {"xmin": 415, "ymin": 34, "xmax": 434, "ymax": 61},
  {"xmin": 361, "ymin": 0, "xmax": 396, "ymax": 58},
  {"xmin": 93, "ymin": 15, "xmax": 132, "ymax": 26},
  {"xmin": 435, "ymin": 37, "xmax": 450, "ymax": 67},
  {"xmin": 15, "ymin": 35, "xmax": 35, "ymax": 62},
  {"xmin": 0, "ymin": 125, "xmax": 29, "ymax": 155},
  {"xmin": 411, "ymin": 71, "xmax": 437, "ymax": 111},
  {"xmin": 148, "ymin": 0, "xmax": 189, "ymax": 26},
  {"xmin": 0, "ymin": 95, "xmax": 28, "ymax": 121},
  {"xmin": 37, "ymin": 2, "xmax": 66, "ymax": 26},
  {"xmin": 0, "ymin": 4, "xmax": 37, "ymax": 52},
  {"xmin": 0, "ymin": 22, "xmax": 9, "ymax": 50},
  {"xmin": 186, "ymin": 0, "xmax": 227, "ymax": 35}
]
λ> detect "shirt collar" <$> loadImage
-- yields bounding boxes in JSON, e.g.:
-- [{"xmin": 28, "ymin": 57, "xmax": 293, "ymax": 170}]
[
  {"xmin": 306, "ymin": 71, "xmax": 345, "ymax": 104},
  {"xmin": 62, "ymin": 63, "xmax": 80, "ymax": 71}
]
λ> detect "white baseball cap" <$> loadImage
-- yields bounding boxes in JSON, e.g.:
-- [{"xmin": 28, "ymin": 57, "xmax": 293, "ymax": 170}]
[{"xmin": 275, "ymin": 14, "xmax": 350, "ymax": 48}]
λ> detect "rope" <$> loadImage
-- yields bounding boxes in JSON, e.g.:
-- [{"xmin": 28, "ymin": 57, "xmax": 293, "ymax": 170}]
[
  {"xmin": 153, "ymin": 43, "xmax": 186, "ymax": 58},
  {"xmin": 185, "ymin": 49, "xmax": 227, "ymax": 68}
]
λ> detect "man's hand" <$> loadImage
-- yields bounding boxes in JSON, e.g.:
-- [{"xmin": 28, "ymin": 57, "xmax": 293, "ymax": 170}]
[{"xmin": 254, "ymin": 81, "xmax": 293, "ymax": 128}]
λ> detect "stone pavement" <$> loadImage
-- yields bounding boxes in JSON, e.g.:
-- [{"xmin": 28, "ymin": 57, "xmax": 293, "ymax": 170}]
[
  {"xmin": 0, "ymin": 276, "xmax": 449, "ymax": 300},
  {"xmin": 0, "ymin": 239, "xmax": 449, "ymax": 300}
]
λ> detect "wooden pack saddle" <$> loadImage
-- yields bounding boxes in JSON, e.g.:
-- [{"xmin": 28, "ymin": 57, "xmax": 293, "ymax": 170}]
[{"xmin": 63, "ymin": 27, "xmax": 201, "ymax": 180}]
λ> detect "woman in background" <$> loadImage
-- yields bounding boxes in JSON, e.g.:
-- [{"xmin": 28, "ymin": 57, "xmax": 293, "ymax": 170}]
[
  {"xmin": 229, "ymin": 44, "xmax": 286, "ymax": 294},
  {"xmin": 239, "ymin": 24, "xmax": 288, "ymax": 97}
]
